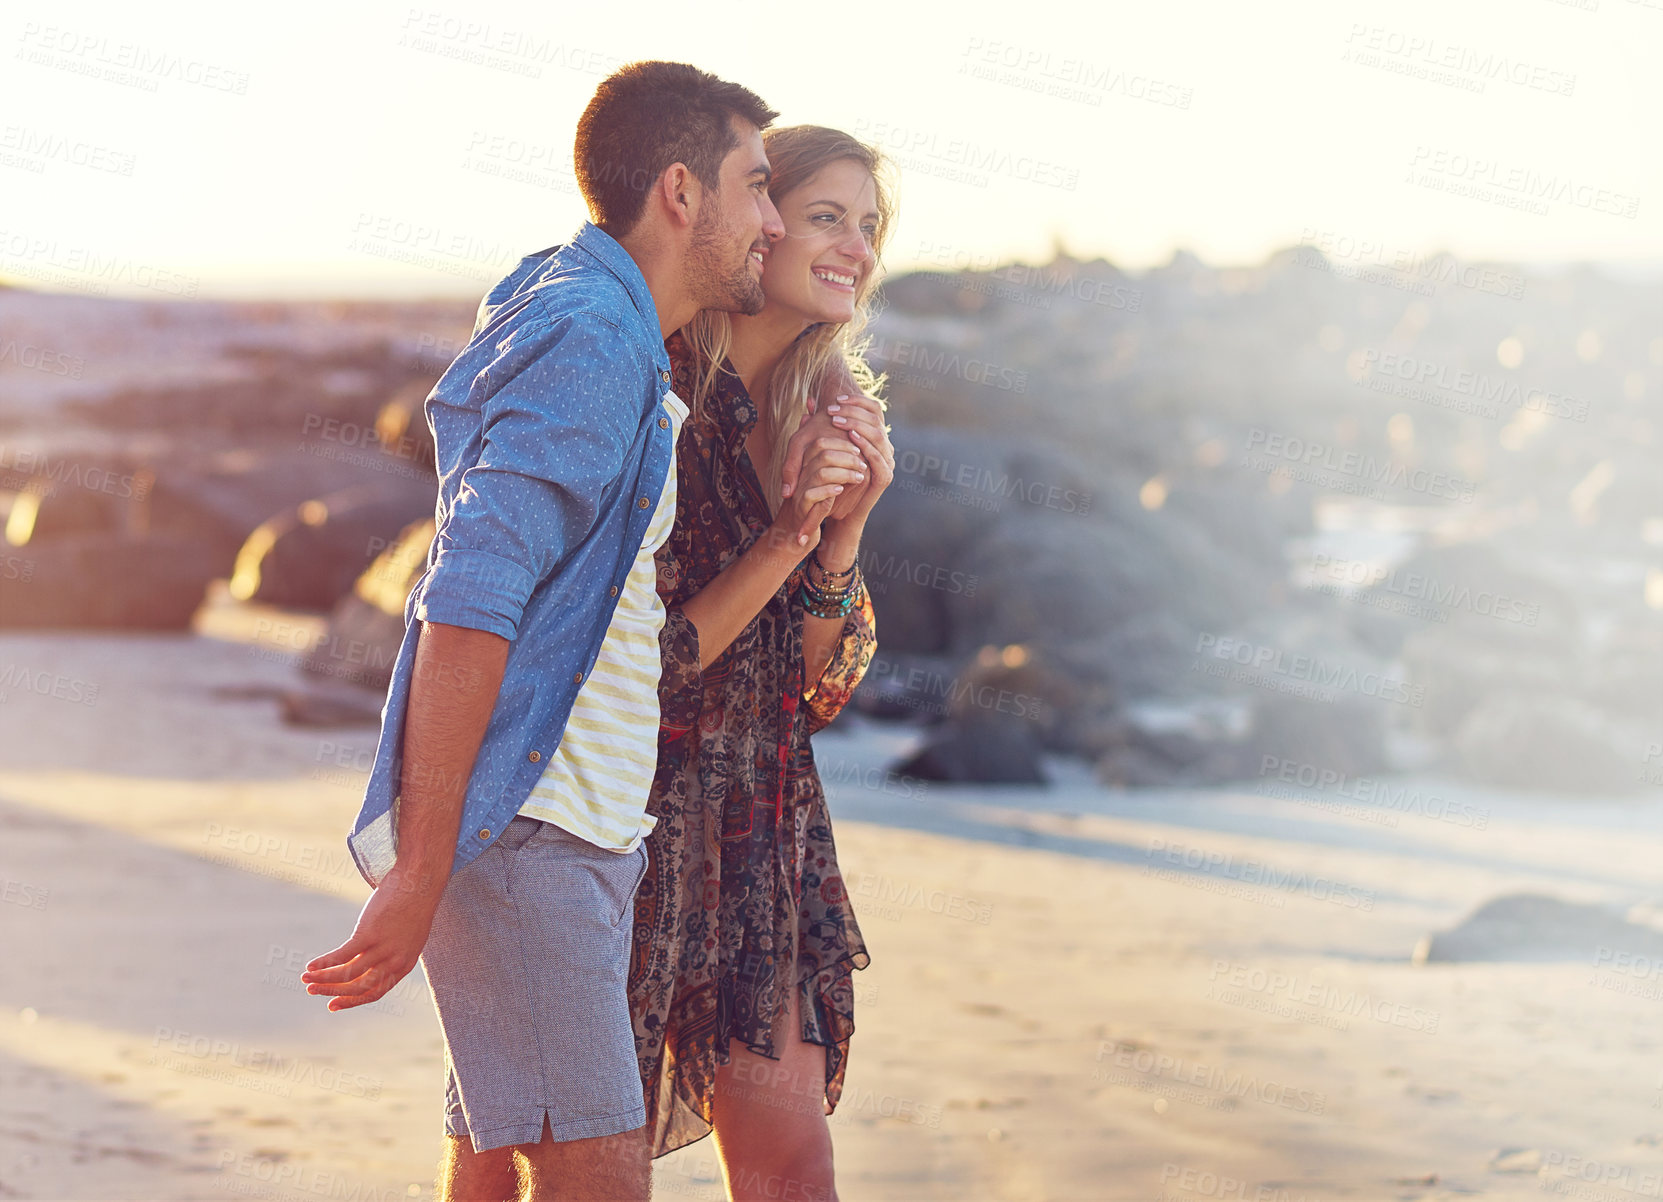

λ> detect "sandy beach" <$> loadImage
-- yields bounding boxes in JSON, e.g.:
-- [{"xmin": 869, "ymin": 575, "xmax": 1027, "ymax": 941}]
[{"xmin": 4, "ymin": 615, "xmax": 1663, "ymax": 1202}]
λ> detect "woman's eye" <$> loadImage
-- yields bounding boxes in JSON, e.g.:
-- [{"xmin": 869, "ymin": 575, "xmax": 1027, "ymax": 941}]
[{"xmin": 812, "ymin": 213, "xmax": 839, "ymax": 224}]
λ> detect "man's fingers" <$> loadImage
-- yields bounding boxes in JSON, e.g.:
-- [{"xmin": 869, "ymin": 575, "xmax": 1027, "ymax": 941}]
[{"xmin": 303, "ymin": 941, "xmax": 366, "ymax": 980}]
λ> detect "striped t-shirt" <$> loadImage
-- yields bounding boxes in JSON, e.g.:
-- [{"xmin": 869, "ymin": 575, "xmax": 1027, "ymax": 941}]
[{"xmin": 517, "ymin": 389, "xmax": 688, "ymax": 852}]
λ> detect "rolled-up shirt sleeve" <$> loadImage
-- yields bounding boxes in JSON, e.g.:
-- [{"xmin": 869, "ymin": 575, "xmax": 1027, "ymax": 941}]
[{"xmin": 416, "ymin": 311, "xmax": 643, "ymax": 640}]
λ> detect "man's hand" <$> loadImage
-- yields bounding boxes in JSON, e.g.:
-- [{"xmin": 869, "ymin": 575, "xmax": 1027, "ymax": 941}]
[{"xmin": 301, "ymin": 867, "xmax": 445, "ymax": 1011}]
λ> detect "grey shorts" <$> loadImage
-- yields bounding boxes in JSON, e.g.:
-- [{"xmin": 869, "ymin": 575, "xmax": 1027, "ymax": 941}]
[{"xmin": 420, "ymin": 814, "xmax": 649, "ymax": 1153}]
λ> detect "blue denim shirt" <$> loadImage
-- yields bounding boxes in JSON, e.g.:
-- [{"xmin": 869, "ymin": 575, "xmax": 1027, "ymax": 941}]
[{"xmin": 347, "ymin": 221, "xmax": 681, "ymax": 887}]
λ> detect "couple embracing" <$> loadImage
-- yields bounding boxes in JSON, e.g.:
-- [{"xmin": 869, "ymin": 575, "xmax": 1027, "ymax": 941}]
[{"xmin": 301, "ymin": 61, "xmax": 896, "ymax": 1202}]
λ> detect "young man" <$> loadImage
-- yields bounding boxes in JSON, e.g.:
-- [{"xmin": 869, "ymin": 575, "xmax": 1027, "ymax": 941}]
[{"xmin": 301, "ymin": 62, "xmax": 788, "ymax": 1201}]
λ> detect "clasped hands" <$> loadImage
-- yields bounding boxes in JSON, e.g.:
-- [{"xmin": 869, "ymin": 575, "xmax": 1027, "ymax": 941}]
[{"xmin": 772, "ymin": 390, "xmax": 895, "ymax": 549}]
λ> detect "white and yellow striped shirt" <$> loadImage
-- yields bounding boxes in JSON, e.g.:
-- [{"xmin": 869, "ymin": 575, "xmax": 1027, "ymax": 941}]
[{"xmin": 517, "ymin": 389, "xmax": 687, "ymax": 852}]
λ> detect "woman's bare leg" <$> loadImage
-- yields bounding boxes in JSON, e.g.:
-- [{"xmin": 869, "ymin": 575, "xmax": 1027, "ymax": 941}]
[{"xmin": 709, "ymin": 980, "xmax": 838, "ymax": 1202}]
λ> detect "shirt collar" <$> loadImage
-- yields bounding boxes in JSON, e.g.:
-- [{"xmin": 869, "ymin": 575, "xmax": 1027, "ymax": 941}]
[{"xmin": 565, "ymin": 221, "xmax": 672, "ymax": 378}]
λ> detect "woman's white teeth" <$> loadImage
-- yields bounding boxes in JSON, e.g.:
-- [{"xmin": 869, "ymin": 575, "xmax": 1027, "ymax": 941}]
[{"xmin": 814, "ymin": 268, "xmax": 856, "ymax": 286}]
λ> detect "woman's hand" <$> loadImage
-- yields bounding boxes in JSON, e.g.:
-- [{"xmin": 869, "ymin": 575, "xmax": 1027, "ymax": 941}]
[
  {"xmin": 770, "ymin": 431, "xmax": 867, "ymax": 551},
  {"xmin": 821, "ymin": 392, "xmax": 893, "ymax": 529}
]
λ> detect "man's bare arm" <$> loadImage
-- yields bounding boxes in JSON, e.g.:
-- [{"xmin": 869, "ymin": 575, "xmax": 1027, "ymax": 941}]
[{"xmin": 302, "ymin": 621, "xmax": 509, "ymax": 1010}]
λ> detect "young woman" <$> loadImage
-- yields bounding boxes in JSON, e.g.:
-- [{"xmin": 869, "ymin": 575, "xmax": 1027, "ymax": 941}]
[{"xmin": 629, "ymin": 125, "xmax": 897, "ymax": 1199}]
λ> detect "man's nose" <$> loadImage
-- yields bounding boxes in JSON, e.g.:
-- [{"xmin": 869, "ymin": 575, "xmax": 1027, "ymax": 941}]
[{"xmin": 760, "ymin": 194, "xmax": 785, "ymax": 242}]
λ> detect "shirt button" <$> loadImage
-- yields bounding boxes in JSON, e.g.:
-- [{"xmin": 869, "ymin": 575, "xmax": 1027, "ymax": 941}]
[
  {"xmin": 478, "ymin": 828, "xmax": 491, "ymax": 840},
  {"xmin": 573, "ymin": 671, "xmax": 584, "ymax": 684},
  {"xmin": 660, "ymin": 369, "xmax": 670, "ymax": 383},
  {"xmin": 608, "ymin": 585, "xmax": 619, "ymax": 597},
  {"xmin": 658, "ymin": 416, "xmax": 669, "ymax": 429},
  {"xmin": 638, "ymin": 496, "xmax": 650, "ymax": 509},
  {"xmin": 527, "ymin": 750, "xmax": 541, "ymax": 763}
]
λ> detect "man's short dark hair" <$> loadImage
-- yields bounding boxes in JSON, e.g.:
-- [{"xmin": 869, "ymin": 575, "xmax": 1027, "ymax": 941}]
[{"xmin": 575, "ymin": 61, "xmax": 778, "ymax": 238}]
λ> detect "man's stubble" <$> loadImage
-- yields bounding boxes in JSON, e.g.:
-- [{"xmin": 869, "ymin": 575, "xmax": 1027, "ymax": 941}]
[{"xmin": 684, "ymin": 195, "xmax": 766, "ymax": 317}]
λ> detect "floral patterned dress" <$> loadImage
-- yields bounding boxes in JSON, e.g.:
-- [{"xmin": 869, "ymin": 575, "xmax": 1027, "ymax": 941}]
[{"xmin": 629, "ymin": 330, "xmax": 876, "ymax": 1158}]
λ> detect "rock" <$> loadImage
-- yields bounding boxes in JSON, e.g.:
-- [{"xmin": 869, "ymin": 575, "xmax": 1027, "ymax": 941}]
[
  {"xmin": 849, "ymin": 650, "xmax": 966, "ymax": 722},
  {"xmin": 228, "ymin": 481, "xmax": 434, "ymax": 611},
  {"xmin": 0, "ymin": 532, "xmax": 219, "ymax": 629},
  {"xmin": 1416, "ymin": 893, "xmax": 1663, "ymax": 963},
  {"xmin": 893, "ymin": 710, "xmax": 1046, "ymax": 784},
  {"xmin": 300, "ymin": 518, "xmax": 433, "ymax": 693},
  {"xmin": 1454, "ymin": 693, "xmax": 1647, "ymax": 794},
  {"xmin": 372, "ymin": 380, "xmax": 438, "ymax": 475},
  {"xmin": 145, "ymin": 445, "xmax": 418, "ymax": 570},
  {"xmin": 1489, "ymin": 1149, "xmax": 1542, "ymax": 1174},
  {"xmin": 884, "ymin": 644, "xmax": 1076, "ymax": 784},
  {"xmin": 0, "ymin": 455, "xmax": 155, "ymax": 543},
  {"xmin": 1342, "ymin": 542, "xmax": 1578, "ymax": 660},
  {"xmin": 859, "ymin": 424, "xmax": 1006, "ymax": 654}
]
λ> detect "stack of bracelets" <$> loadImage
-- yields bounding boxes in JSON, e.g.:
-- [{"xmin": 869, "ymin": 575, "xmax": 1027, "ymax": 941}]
[{"xmin": 798, "ymin": 549, "xmax": 865, "ymax": 620}]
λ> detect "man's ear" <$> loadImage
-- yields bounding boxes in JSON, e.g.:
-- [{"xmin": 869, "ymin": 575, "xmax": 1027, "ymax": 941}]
[{"xmin": 659, "ymin": 163, "xmax": 698, "ymax": 231}]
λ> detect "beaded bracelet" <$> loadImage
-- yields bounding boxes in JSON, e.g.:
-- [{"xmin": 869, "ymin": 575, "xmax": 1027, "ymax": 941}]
[
  {"xmin": 799, "ymin": 579, "xmax": 864, "ymax": 620},
  {"xmin": 799, "ymin": 560, "xmax": 864, "ymax": 619},
  {"xmin": 810, "ymin": 549, "xmax": 857, "ymax": 582}
]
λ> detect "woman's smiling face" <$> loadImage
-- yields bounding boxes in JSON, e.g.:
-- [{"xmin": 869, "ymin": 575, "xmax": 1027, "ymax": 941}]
[{"xmin": 761, "ymin": 157, "xmax": 881, "ymax": 326}]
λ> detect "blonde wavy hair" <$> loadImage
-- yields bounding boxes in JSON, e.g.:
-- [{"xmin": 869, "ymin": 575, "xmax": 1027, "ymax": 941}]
[{"xmin": 680, "ymin": 125, "xmax": 896, "ymax": 509}]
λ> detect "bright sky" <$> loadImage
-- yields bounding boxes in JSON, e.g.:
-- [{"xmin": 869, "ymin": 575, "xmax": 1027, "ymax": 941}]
[{"xmin": 1, "ymin": 0, "xmax": 1656, "ymax": 298}]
